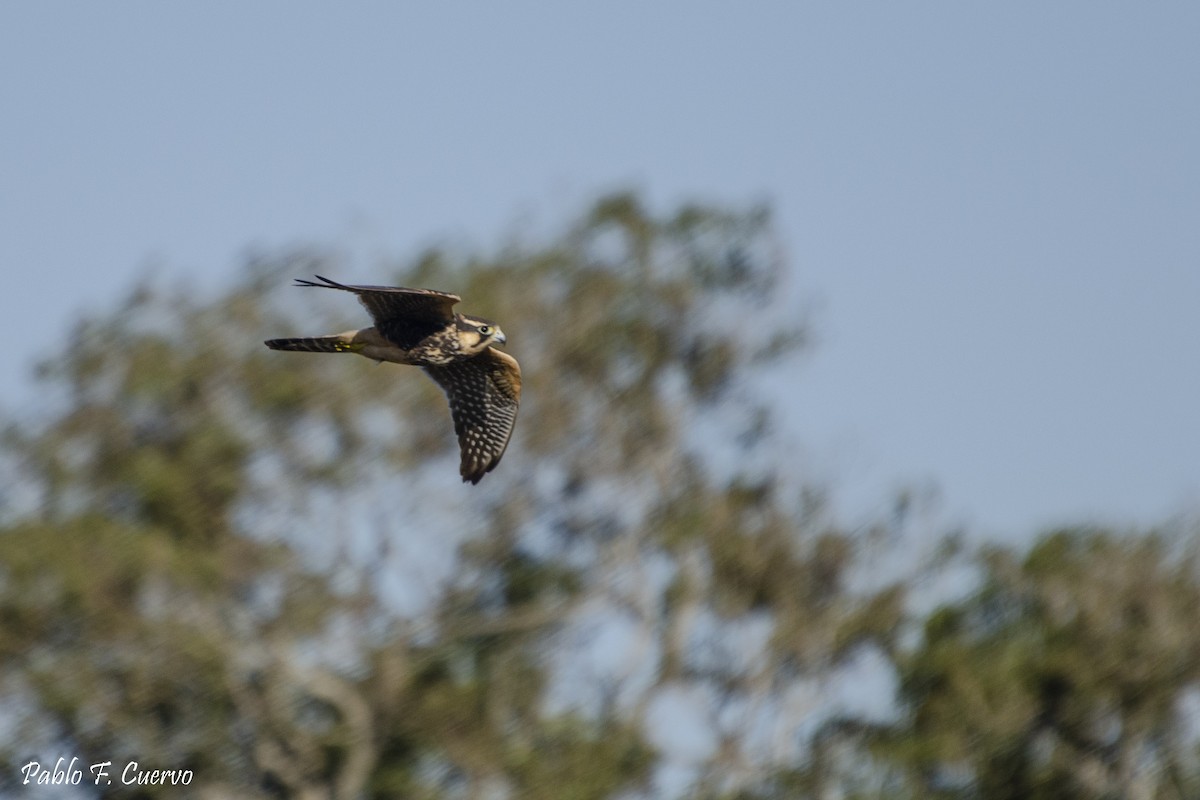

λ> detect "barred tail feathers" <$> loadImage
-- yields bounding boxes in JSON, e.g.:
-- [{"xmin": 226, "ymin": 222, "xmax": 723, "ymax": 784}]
[{"xmin": 264, "ymin": 336, "xmax": 361, "ymax": 354}]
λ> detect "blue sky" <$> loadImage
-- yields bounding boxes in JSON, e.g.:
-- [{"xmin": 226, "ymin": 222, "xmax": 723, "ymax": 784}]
[{"xmin": 3, "ymin": 3, "xmax": 1198, "ymax": 538}]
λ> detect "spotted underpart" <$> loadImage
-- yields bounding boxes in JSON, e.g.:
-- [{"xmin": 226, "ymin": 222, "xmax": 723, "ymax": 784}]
[
  {"xmin": 264, "ymin": 275, "xmax": 522, "ymax": 483},
  {"xmin": 423, "ymin": 348, "xmax": 521, "ymax": 483}
]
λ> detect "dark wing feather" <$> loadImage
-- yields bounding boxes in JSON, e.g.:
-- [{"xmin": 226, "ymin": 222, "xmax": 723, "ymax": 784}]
[
  {"xmin": 423, "ymin": 348, "xmax": 522, "ymax": 484},
  {"xmin": 296, "ymin": 275, "xmax": 461, "ymax": 348}
]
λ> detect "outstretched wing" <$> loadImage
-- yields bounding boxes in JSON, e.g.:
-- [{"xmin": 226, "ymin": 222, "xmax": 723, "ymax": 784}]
[
  {"xmin": 423, "ymin": 347, "xmax": 522, "ymax": 484},
  {"xmin": 296, "ymin": 275, "xmax": 461, "ymax": 348}
]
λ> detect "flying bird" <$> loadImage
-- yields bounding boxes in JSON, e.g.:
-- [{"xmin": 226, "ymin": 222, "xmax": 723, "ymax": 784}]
[{"xmin": 265, "ymin": 276, "xmax": 521, "ymax": 484}]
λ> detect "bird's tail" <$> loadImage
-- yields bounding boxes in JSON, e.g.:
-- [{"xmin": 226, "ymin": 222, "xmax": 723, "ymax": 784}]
[{"xmin": 264, "ymin": 336, "xmax": 361, "ymax": 353}]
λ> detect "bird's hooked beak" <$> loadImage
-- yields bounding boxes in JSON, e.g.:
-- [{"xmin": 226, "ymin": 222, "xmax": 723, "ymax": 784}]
[{"xmin": 494, "ymin": 331, "xmax": 507, "ymax": 345}]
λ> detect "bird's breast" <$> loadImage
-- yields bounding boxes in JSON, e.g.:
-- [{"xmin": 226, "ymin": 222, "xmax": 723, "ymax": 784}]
[{"xmin": 404, "ymin": 329, "xmax": 463, "ymax": 366}]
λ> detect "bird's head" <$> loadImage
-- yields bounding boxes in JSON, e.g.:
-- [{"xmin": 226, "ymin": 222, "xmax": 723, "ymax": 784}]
[{"xmin": 456, "ymin": 314, "xmax": 507, "ymax": 354}]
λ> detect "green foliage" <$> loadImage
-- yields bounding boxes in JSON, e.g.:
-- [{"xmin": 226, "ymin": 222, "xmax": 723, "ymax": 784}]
[
  {"xmin": 505, "ymin": 716, "xmax": 655, "ymax": 800},
  {"xmin": 878, "ymin": 526, "xmax": 1200, "ymax": 799},
  {"xmin": 1, "ymin": 192, "xmax": 878, "ymax": 799},
  {"xmin": 6, "ymin": 191, "xmax": 1190, "ymax": 800}
]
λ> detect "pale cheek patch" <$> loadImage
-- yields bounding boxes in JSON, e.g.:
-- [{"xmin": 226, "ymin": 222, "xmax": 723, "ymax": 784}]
[{"xmin": 459, "ymin": 332, "xmax": 485, "ymax": 352}]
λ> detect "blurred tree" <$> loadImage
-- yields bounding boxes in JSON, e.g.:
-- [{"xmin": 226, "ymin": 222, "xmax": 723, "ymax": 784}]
[
  {"xmin": 0, "ymin": 192, "xmax": 901, "ymax": 799},
  {"xmin": 871, "ymin": 527, "xmax": 1200, "ymax": 800}
]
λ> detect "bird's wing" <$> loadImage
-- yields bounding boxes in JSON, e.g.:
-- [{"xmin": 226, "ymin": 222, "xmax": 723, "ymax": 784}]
[
  {"xmin": 295, "ymin": 275, "xmax": 461, "ymax": 347},
  {"xmin": 423, "ymin": 347, "xmax": 522, "ymax": 484}
]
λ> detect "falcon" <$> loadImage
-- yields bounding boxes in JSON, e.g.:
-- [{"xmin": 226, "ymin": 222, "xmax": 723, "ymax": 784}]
[{"xmin": 265, "ymin": 275, "xmax": 521, "ymax": 484}]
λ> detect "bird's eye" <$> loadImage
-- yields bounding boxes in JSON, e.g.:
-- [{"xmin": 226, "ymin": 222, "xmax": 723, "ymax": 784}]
[{"xmin": 478, "ymin": 325, "xmax": 493, "ymax": 336}]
